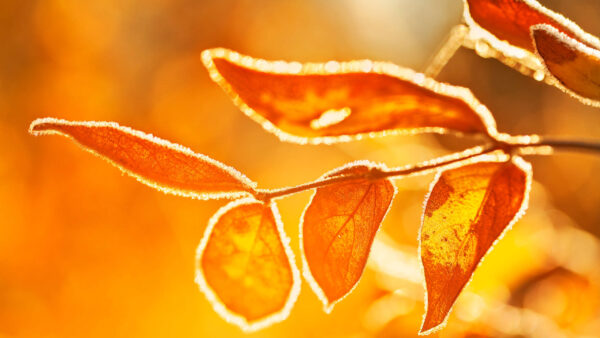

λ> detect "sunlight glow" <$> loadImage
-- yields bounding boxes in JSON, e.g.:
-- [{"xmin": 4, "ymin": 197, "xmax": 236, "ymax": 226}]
[{"xmin": 309, "ymin": 107, "xmax": 352, "ymax": 129}]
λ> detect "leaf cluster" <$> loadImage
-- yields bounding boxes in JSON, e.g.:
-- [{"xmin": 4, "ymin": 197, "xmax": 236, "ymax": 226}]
[{"xmin": 29, "ymin": 0, "xmax": 600, "ymax": 335}]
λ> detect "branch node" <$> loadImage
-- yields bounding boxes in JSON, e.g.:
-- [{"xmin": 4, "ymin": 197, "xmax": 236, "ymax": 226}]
[
  {"xmin": 367, "ymin": 167, "xmax": 387, "ymax": 180},
  {"xmin": 254, "ymin": 190, "xmax": 272, "ymax": 204}
]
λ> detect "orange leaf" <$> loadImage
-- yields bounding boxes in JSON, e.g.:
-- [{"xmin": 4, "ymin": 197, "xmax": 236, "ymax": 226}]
[
  {"xmin": 196, "ymin": 198, "xmax": 300, "ymax": 331},
  {"xmin": 301, "ymin": 162, "xmax": 396, "ymax": 311},
  {"xmin": 203, "ymin": 48, "xmax": 497, "ymax": 144},
  {"xmin": 29, "ymin": 118, "xmax": 256, "ymax": 199},
  {"xmin": 533, "ymin": 24, "xmax": 600, "ymax": 105},
  {"xmin": 419, "ymin": 157, "xmax": 532, "ymax": 335},
  {"xmin": 464, "ymin": 0, "xmax": 600, "ymax": 53}
]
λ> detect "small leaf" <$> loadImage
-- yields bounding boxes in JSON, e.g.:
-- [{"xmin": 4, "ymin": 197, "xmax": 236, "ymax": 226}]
[
  {"xmin": 196, "ymin": 198, "xmax": 300, "ymax": 331},
  {"xmin": 301, "ymin": 162, "xmax": 396, "ymax": 311},
  {"xmin": 419, "ymin": 157, "xmax": 532, "ymax": 335},
  {"xmin": 464, "ymin": 0, "xmax": 600, "ymax": 53},
  {"xmin": 29, "ymin": 117, "xmax": 256, "ymax": 199},
  {"xmin": 202, "ymin": 48, "xmax": 497, "ymax": 144},
  {"xmin": 533, "ymin": 24, "xmax": 600, "ymax": 105}
]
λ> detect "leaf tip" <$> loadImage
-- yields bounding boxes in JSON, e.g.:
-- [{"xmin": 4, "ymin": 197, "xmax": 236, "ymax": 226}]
[
  {"xmin": 200, "ymin": 47, "xmax": 220, "ymax": 68},
  {"xmin": 29, "ymin": 117, "xmax": 59, "ymax": 136},
  {"xmin": 299, "ymin": 255, "xmax": 336, "ymax": 314},
  {"xmin": 299, "ymin": 230, "xmax": 352, "ymax": 315},
  {"xmin": 419, "ymin": 317, "xmax": 448, "ymax": 336}
]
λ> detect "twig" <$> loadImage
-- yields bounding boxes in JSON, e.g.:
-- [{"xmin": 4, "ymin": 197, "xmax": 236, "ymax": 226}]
[
  {"xmin": 532, "ymin": 137, "xmax": 600, "ymax": 153},
  {"xmin": 423, "ymin": 24, "xmax": 469, "ymax": 78},
  {"xmin": 255, "ymin": 136, "xmax": 600, "ymax": 202}
]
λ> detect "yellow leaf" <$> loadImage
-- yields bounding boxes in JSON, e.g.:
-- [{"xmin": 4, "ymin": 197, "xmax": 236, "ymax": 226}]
[
  {"xmin": 196, "ymin": 198, "xmax": 300, "ymax": 331},
  {"xmin": 419, "ymin": 157, "xmax": 532, "ymax": 335}
]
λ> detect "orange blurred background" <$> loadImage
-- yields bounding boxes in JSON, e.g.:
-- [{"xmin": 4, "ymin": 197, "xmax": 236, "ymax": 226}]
[{"xmin": 2, "ymin": 0, "xmax": 600, "ymax": 337}]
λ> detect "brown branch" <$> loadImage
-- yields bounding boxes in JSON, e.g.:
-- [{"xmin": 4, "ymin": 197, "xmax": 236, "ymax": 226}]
[
  {"xmin": 257, "ymin": 144, "xmax": 494, "ymax": 201},
  {"xmin": 255, "ymin": 136, "xmax": 600, "ymax": 202},
  {"xmin": 531, "ymin": 137, "xmax": 600, "ymax": 153}
]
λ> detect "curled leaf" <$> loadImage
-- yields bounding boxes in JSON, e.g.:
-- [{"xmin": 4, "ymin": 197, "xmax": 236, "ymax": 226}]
[
  {"xmin": 533, "ymin": 24, "xmax": 600, "ymax": 105},
  {"xmin": 301, "ymin": 162, "xmax": 396, "ymax": 311},
  {"xmin": 196, "ymin": 198, "xmax": 300, "ymax": 331},
  {"xmin": 464, "ymin": 0, "xmax": 600, "ymax": 53},
  {"xmin": 203, "ymin": 48, "xmax": 497, "ymax": 144},
  {"xmin": 419, "ymin": 157, "xmax": 532, "ymax": 335},
  {"xmin": 29, "ymin": 117, "xmax": 256, "ymax": 199}
]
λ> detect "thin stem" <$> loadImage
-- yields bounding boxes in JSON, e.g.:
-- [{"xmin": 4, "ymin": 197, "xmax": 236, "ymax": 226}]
[
  {"xmin": 257, "ymin": 144, "xmax": 495, "ymax": 201},
  {"xmin": 255, "ymin": 172, "xmax": 374, "ymax": 202},
  {"xmin": 534, "ymin": 137, "xmax": 600, "ymax": 153},
  {"xmin": 424, "ymin": 24, "xmax": 469, "ymax": 78},
  {"xmin": 255, "ymin": 136, "xmax": 600, "ymax": 202},
  {"xmin": 461, "ymin": 34, "xmax": 548, "ymax": 83}
]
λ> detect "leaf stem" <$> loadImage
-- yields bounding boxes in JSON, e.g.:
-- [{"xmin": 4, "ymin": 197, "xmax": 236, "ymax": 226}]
[
  {"xmin": 255, "ymin": 136, "xmax": 600, "ymax": 202},
  {"xmin": 256, "ymin": 144, "xmax": 494, "ymax": 201},
  {"xmin": 531, "ymin": 137, "xmax": 600, "ymax": 153}
]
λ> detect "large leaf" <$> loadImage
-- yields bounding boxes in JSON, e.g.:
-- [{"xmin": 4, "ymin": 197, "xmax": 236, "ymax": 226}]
[
  {"xmin": 29, "ymin": 118, "xmax": 256, "ymax": 199},
  {"xmin": 203, "ymin": 48, "xmax": 497, "ymax": 144},
  {"xmin": 533, "ymin": 24, "xmax": 600, "ymax": 105},
  {"xmin": 301, "ymin": 162, "xmax": 396, "ymax": 311},
  {"xmin": 419, "ymin": 157, "xmax": 531, "ymax": 334},
  {"xmin": 196, "ymin": 198, "xmax": 300, "ymax": 331}
]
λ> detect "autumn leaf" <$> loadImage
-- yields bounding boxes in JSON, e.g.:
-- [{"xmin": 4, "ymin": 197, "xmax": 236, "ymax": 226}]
[
  {"xmin": 533, "ymin": 24, "xmax": 600, "ymax": 105},
  {"xmin": 196, "ymin": 198, "xmax": 300, "ymax": 331},
  {"xmin": 202, "ymin": 48, "xmax": 497, "ymax": 144},
  {"xmin": 463, "ymin": 0, "xmax": 600, "ymax": 53},
  {"xmin": 29, "ymin": 117, "xmax": 256, "ymax": 199},
  {"xmin": 419, "ymin": 157, "xmax": 532, "ymax": 335},
  {"xmin": 301, "ymin": 162, "xmax": 396, "ymax": 311}
]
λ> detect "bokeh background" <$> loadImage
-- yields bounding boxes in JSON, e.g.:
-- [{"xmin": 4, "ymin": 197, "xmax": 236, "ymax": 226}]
[{"xmin": 2, "ymin": 0, "xmax": 600, "ymax": 337}]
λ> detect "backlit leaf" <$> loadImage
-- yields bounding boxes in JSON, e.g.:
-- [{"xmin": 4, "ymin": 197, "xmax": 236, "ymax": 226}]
[
  {"xmin": 419, "ymin": 157, "xmax": 532, "ymax": 335},
  {"xmin": 29, "ymin": 117, "xmax": 256, "ymax": 199},
  {"xmin": 196, "ymin": 198, "xmax": 300, "ymax": 331},
  {"xmin": 203, "ymin": 48, "xmax": 497, "ymax": 144},
  {"xmin": 464, "ymin": 0, "xmax": 600, "ymax": 53},
  {"xmin": 301, "ymin": 162, "xmax": 396, "ymax": 311},
  {"xmin": 533, "ymin": 24, "xmax": 600, "ymax": 105}
]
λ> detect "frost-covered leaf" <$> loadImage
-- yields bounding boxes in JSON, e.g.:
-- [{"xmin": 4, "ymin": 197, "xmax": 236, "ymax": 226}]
[
  {"xmin": 533, "ymin": 24, "xmax": 600, "ymax": 105},
  {"xmin": 203, "ymin": 48, "xmax": 497, "ymax": 144},
  {"xmin": 196, "ymin": 198, "xmax": 300, "ymax": 331},
  {"xmin": 29, "ymin": 118, "xmax": 256, "ymax": 199},
  {"xmin": 419, "ymin": 157, "xmax": 531, "ymax": 335},
  {"xmin": 301, "ymin": 162, "xmax": 395, "ymax": 311}
]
